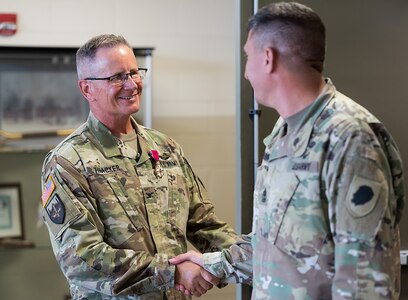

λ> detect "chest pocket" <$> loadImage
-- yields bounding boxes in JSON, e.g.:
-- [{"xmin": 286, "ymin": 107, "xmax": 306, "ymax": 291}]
[
  {"xmin": 254, "ymin": 170, "xmax": 300, "ymax": 243},
  {"xmin": 255, "ymin": 165, "xmax": 329, "ymax": 271},
  {"xmin": 88, "ymin": 172, "xmax": 144, "ymax": 246},
  {"xmin": 140, "ymin": 160, "xmax": 190, "ymax": 234},
  {"xmin": 167, "ymin": 169, "xmax": 190, "ymax": 232}
]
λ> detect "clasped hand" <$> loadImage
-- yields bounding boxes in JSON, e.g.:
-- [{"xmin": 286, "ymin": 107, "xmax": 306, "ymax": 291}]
[{"xmin": 170, "ymin": 251, "xmax": 219, "ymax": 297}]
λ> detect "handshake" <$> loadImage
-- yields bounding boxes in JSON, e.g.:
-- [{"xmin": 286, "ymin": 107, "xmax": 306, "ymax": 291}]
[{"xmin": 169, "ymin": 250, "xmax": 220, "ymax": 297}]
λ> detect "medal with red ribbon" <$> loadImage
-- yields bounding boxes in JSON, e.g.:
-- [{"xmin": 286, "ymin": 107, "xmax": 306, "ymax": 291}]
[{"xmin": 149, "ymin": 149, "xmax": 163, "ymax": 178}]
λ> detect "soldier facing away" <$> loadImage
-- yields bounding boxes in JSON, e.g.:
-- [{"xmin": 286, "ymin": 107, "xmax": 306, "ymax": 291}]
[
  {"xmin": 40, "ymin": 34, "xmax": 239, "ymax": 299},
  {"xmin": 170, "ymin": 2, "xmax": 405, "ymax": 299}
]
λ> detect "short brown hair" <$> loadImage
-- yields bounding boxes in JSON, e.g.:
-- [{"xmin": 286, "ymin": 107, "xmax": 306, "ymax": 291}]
[{"xmin": 248, "ymin": 2, "xmax": 326, "ymax": 72}]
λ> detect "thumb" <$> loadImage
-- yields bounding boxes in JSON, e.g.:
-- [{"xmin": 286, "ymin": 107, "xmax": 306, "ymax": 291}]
[
  {"xmin": 200, "ymin": 268, "xmax": 220, "ymax": 285},
  {"xmin": 169, "ymin": 251, "xmax": 204, "ymax": 266},
  {"xmin": 169, "ymin": 253, "xmax": 191, "ymax": 265}
]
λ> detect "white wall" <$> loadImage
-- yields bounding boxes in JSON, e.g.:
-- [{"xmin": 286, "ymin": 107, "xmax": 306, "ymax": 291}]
[
  {"xmin": 0, "ymin": 0, "xmax": 236, "ymax": 116},
  {"xmin": 0, "ymin": 1, "xmax": 237, "ymax": 299}
]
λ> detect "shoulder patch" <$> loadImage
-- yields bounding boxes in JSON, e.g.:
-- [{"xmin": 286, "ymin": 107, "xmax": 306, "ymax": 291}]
[
  {"xmin": 42, "ymin": 175, "xmax": 55, "ymax": 207},
  {"xmin": 346, "ymin": 175, "xmax": 381, "ymax": 218},
  {"xmin": 45, "ymin": 194, "xmax": 65, "ymax": 224}
]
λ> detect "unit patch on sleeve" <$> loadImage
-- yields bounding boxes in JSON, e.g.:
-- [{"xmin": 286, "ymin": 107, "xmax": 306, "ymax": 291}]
[
  {"xmin": 45, "ymin": 194, "xmax": 65, "ymax": 224},
  {"xmin": 42, "ymin": 175, "xmax": 55, "ymax": 207},
  {"xmin": 346, "ymin": 175, "xmax": 381, "ymax": 218}
]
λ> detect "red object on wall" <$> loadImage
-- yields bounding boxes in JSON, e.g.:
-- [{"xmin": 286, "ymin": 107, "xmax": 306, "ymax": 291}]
[{"xmin": 0, "ymin": 13, "xmax": 17, "ymax": 36}]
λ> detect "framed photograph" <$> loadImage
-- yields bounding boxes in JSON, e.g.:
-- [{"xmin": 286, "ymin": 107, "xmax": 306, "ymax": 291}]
[{"xmin": 0, "ymin": 183, "xmax": 23, "ymax": 239}]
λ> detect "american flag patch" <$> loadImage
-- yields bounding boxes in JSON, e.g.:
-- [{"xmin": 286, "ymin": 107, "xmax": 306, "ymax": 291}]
[{"xmin": 42, "ymin": 176, "xmax": 55, "ymax": 207}]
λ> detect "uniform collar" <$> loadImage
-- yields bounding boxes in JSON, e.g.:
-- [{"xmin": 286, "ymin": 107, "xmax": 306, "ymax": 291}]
[
  {"xmin": 87, "ymin": 113, "xmax": 151, "ymax": 161},
  {"xmin": 265, "ymin": 78, "xmax": 337, "ymax": 159}
]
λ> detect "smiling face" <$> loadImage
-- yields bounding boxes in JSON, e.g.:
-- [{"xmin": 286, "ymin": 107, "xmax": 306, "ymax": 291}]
[{"xmin": 78, "ymin": 44, "xmax": 142, "ymax": 130}]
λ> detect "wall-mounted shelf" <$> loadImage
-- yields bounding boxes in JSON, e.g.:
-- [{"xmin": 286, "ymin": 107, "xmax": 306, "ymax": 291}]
[{"xmin": 0, "ymin": 238, "xmax": 34, "ymax": 249}]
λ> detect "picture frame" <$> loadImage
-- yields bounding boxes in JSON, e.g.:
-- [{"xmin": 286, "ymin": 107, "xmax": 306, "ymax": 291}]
[
  {"xmin": 0, "ymin": 183, "xmax": 23, "ymax": 239},
  {"xmin": 0, "ymin": 47, "xmax": 88, "ymax": 137}
]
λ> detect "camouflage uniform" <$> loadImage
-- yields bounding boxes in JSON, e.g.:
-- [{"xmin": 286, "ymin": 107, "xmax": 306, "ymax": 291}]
[
  {"xmin": 41, "ymin": 113, "xmax": 238, "ymax": 300},
  {"xmin": 203, "ymin": 79, "xmax": 405, "ymax": 299}
]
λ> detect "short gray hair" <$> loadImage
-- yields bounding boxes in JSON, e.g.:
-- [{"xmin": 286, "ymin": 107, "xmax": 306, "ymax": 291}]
[{"xmin": 76, "ymin": 34, "xmax": 132, "ymax": 79}]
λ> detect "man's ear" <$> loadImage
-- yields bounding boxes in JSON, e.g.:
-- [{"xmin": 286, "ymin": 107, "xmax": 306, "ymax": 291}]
[
  {"xmin": 78, "ymin": 80, "xmax": 95, "ymax": 103},
  {"xmin": 264, "ymin": 47, "xmax": 275, "ymax": 73}
]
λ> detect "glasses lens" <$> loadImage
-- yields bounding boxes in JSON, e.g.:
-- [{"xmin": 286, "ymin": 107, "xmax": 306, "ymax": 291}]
[
  {"xmin": 110, "ymin": 74, "xmax": 126, "ymax": 85},
  {"xmin": 137, "ymin": 69, "xmax": 146, "ymax": 80},
  {"xmin": 109, "ymin": 70, "xmax": 146, "ymax": 86},
  {"xmin": 129, "ymin": 72, "xmax": 140, "ymax": 81}
]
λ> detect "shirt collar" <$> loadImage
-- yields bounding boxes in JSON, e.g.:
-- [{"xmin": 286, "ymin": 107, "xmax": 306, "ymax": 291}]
[
  {"xmin": 87, "ymin": 112, "xmax": 140, "ymax": 158},
  {"xmin": 265, "ymin": 78, "xmax": 336, "ymax": 158}
]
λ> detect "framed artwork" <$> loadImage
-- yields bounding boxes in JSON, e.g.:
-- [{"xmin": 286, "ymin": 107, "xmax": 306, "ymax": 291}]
[
  {"xmin": 0, "ymin": 70, "xmax": 88, "ymax": 135},
  {"xmin": 0, "ymin": 183, "xmax": 23, "ymax": 239}
]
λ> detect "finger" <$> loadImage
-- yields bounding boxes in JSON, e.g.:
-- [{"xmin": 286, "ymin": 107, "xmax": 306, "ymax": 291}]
[
  {"xmin": 193, "ymin": 280, "xmax": 208, "ymax": 297},
  {"xmin": 200, "ymin": 268, "xmax": 220, "ymax": 286},
  {"xmin": 175, "ymin": 284, "xmax": 186, "ymax": 293},
  {"xmin": 176, "ymin": 284, "xmax": 191, "ymax": 296},
  {"xmin": 200, "ymin": 282, "xmax": 213, "ymax": 291},
  {"xmin": 191, "ymin": 287, "xmax": 205, "ymax": 297},
  {"xmin": 170, "ymin": 251, "xmax": 204, "ymax": 267},
  {"xmin": 169, "ymin": 253, "xmax": 191, "ymax": 265},
  {"xmin": 197, "ymin": 277, "xmax": 213, "ymax": 291}
]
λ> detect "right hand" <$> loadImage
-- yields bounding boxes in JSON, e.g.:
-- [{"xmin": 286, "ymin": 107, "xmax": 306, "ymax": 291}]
[{"xmin": 174, "ymin": 260, "xmax": 219, "ymax": 297}]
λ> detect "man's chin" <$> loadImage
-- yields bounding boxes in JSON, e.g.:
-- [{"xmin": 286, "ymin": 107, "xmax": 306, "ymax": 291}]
[
  {"xmin": 129, "ymin": 106, "xmax": 140, "ymax": 114},
  {"xmin": 130, "ymin": 103, "xmax": 141, "ymax": 114},
  {"xmin": 121, "ymin": 98, "xmax": 140, "ymax": 110}
]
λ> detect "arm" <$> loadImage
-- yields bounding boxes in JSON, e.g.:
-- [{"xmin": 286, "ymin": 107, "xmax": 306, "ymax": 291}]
[
  {"xmin": 182, "ymin": 158, "xmax": 238, "ymax": 252},
  {"xmin": 170, "ymin": 234, "xmax": 253, "ymax": 285},
  {"xmin": 324, "ymin": 121, "xmax": 404, "ymax": 299},
  {"xmin": 167, "ymin": 152, "xmax": 246, "ymax": 292},
  {"xmin": 203, "ymin": 234, "xmax": 253, "ymax": 285}
]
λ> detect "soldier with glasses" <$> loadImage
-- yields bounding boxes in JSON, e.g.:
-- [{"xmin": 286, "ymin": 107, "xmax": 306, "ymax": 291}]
[{"xmin": 40, "ymin": 34, "xmax": 238, "ymax": 300}]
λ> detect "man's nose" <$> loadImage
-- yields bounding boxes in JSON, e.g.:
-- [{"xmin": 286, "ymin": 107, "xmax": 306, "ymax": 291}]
[
  {"xmin": 123, "ymin": 74, "xmax": 138, "ymax": 87},
  {"xmin": 244, "ymin": 69, "xmax": 248, "ymax": 80}
]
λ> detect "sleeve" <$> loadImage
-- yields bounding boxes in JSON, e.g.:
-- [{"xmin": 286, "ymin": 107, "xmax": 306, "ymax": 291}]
[
  {"xmin": 323, "ymin": 121, "xmax": 402, "ymax": 300},
  {"xmin": 41, "ymin": 151, "xmax": 175, "ymax": 297},
  {"xmin": 181, "ymin": 157, "xmax": 239, "ymax": 252},
  {"xmin": 202, "ymin": 233, "xmax": 253, "ymax": 285}
]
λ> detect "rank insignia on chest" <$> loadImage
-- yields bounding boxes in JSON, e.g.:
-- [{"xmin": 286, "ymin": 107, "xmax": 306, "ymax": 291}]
[{"xmin": 149, "ymin": 149, "xmax": 164, "ymax": 179}]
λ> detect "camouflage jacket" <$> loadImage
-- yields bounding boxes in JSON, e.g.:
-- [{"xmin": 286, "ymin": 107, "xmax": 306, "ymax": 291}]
[
  {"xmin": 41, "ymin": 113, "xmax": 238, "ymax": 300},
  {"xmin": 203, "ymin": 79, "xmax": 405, "ymax": 300}
]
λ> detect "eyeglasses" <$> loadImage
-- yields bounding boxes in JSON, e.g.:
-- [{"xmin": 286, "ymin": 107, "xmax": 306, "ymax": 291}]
[{"xmin": 85, "ymin": 68, "xmax": 148, "ymax": 86}]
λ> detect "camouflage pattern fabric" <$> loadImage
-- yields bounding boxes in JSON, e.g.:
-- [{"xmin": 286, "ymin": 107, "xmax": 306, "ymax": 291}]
[
  {"xmin": 203, "ymin": 234, "xmax": 253, "ymax": 285},
  {"xmin": 41, "ymin": 113, "xmax": 238, "ymax": 300},
  {"xmin": 204, "ymin": 79, "xmax": 405, "ymax": 300}
]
